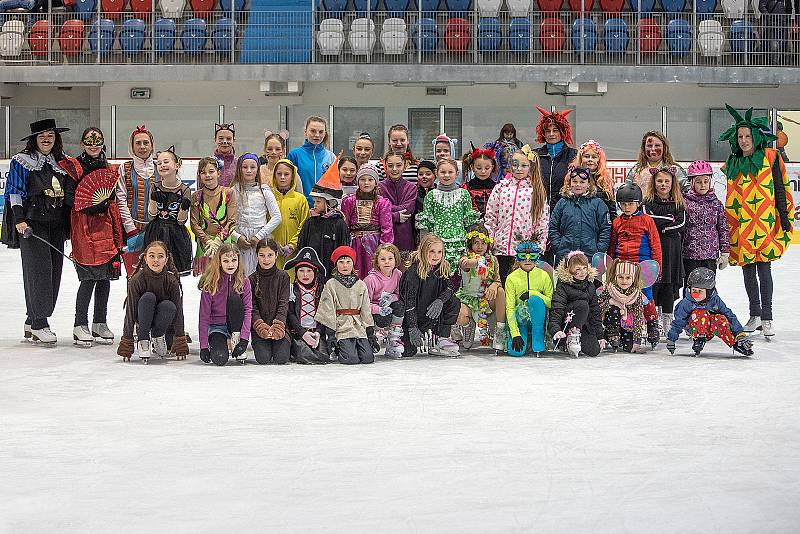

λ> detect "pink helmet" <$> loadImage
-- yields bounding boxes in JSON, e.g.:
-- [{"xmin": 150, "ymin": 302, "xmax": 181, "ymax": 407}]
[{"xmin": 687, "ymin": 160, "xmax": 713, "ymax": 177}]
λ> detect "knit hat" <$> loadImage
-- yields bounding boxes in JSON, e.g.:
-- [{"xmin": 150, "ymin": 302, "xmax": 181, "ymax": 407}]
[
  {"xmin": 535, "ymin": 107, "xmax": 574, "ymax": 145},
  {"xmin": 285, "ymin": 246, "xmax": 326, "ymax": 279},
  {"xmin": 417, "ymin": 160, "xmax": 436, "ymax": 174},
  {"xmin": 432, "ymin": 133, "xmax": 458, "ymax": 160},
  {"xmin": 331, "ymin": 246, "xmax": 357, "ymax": 265},
  {"xmin": 356, "ymin": 162, "xmax": 380, "ymax": 182},
  {"xmin": 310, "ymin": 155, "xmax": 343, "ymax": 205}
]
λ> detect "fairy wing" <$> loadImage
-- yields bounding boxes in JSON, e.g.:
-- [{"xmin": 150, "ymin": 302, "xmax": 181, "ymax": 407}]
[
  {"xmin": 639, "ymin": 260, "xmax": 660, "ymax": 288},
  {"xmin": 592, "ymin": 252, "xmax": 613, "ymax": 275},
  {"xmin": 536, "ymin": 260, "xmax": 554, "ymax": 279},
  {"xmin": 74, "ymin": 168, "xmax": 117, "ymax": 212}
]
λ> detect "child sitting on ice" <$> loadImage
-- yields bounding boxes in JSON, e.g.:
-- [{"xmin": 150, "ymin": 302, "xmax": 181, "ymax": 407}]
[
  {"xmin": 363, "ymin": 243, "xmax": 405, "ymax": 358},
  {"xmin": 504, "ymin": 240, "xmax": 553, "ymax": 357}
]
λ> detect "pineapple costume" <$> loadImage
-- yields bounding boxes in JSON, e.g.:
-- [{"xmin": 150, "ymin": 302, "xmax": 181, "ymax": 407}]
[{"xmin": 719, "ymin": 105, "xmax": 794, "ymax": 266}]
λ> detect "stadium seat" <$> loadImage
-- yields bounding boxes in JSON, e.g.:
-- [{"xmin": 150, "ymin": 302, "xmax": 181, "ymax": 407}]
[
  {"xmin": 411, "ymin": 17, "xmax": 438, "ymax": 52},
  {"xmin": 75, "ymin": 0, "xmax": 96, "ymax": 20},
  {"xmin": 130, "ymin": 0, "xmax": 152, "ymax": 15},
  {"xmin": 694, "ymin": 0, "xmax": 716, "ymax": 14},
  {"xmin": 510, "ymin": 0, "xmax": 533, "ymax": 16},
  {"xmin": 317, "ymin": 18, "xmax": 344, "ymax": 55},
  {"xmin": 349, "ymin": 17, "xmax": 376, "ymax": 55},
  {"xmin": 572, "ymin": 17, "xmax": 597, "ymax": 53},
  {"xmin": 697, "ymin": 19, "xmax": 723, "ymax": 56},
  {"xmin": 380, "ymin": 17, "xmax": 407, "ymax": 54},
  {"xmin": 721, "ymin": 0, "xmax": 745, "ymax": 17},
  {"xmin": 477, "ymin": 17, "xmax": 501, "ymax": 52},
  {"xmin": 418, "ymin": 0, "xmax": 440, "ymax": 11},
  {"xmin": 322, "ymin": 0, "xmax": 346, "ymax": 16},
  {"xmin": 101, "ymin": 0, "xmax": 125, "ymax": 20},
  {"xmin": 181, "ymin": 17, "xmax": 207, "ymax": 53},
  {"xmin": 219, "ymin": 0, "xmax": 244, "ymax": 11},
  {"xmin": 88, "ymin": 18, "xmax": 115, "ymax": 54},
  {"xmin": 212, "ymin": 16, "xmax": 234, "ymax": 54},
  {"xmin": 630, "ymin": 0, "xmax": 654, "ymax": 12},
  {"xmin": 638, "ymin": 17, "xmax": 660, "ymax": 52},
  {"xmin": 190, "ymin": 0, "xmax": 215, "ymax": 16},
  {"xmin": 353, "ymin": 0, "xmax": 378, "ymax": 16},
  {"xmin": 540, "ymin": 17, "xmax": 565, "ymax": 52},
  {"xmin": 445, "ymin": 0, "xmax": 470, "ymax": 14},
  {"xmin": 568, "ymin": 0, "xmax": 594, "ymax": 14},
  {"xmin": 385, "ymin": 0, "xmax": 410, "ymax": 17},
  {"xmin": 160, "ymin": 0, "xmax": 186, "ymax": 18},
  {"xmin": 154, "ymin": 17, "xmax": 176, "ymax": 55},
  {"xmin": 28, "ymin": 20, "xmax": 49, "ymax": 58},
  {"xmin": 119, "ymin": 18, "xmax": 145, "ymax": 55},
  {"xmin": 666, "ymin": 18, "xmax": 691, "ymax": 56},
  {"xmin": 604, "ymin": 17, "xmax": 628, "ymax": 53},
  {"xmin": 59, "ymin": 19, "xmax": 84, "ymax": 56},
  {"xmin": 729, "ymin": 19, "xmax": 756, "ymax": 52},
  {"xmin": 0, "ymin": 19, "xmax": 25, "ymax": 58},
  {"xmin": 599, "ymin": 0, "xmax": 623, "ymax": 12},
  {"xmin": 477, "ymin": 0, "xmax": 501, "ymax": 17},
  {"xmin": 509, "ymin": 17, "xmax": 530, "ymax": 53},
  {"xmin": 444, "ymin": 17, "xmax": 470, "ymax": 52},
  {"xmin": 660, "ymin": 0, "xmax": 685, "ymax": 12}
]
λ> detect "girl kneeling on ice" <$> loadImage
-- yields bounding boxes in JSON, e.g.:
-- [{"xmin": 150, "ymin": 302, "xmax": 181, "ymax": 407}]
[
  {"xmin": 666, "ymin": 267, "xmax": 753, "ymax": 357},
  {"xmin": 364, "ymin": 243, "xmax": 405, "ymax": 358},
  {"xmin": 597, "ymin": 258, "xmax": 651, "ymax": 354},
  {"xmin": 249, "ymin": 239, "xmax": 291, "ymax": 364},
  {"xmin": 505, "ymin": 241, "xmax": 553, "ymax": 356},
  {"xmin": 285, "ymin": 247, "xmax": 332, "ymax": 364},
  {"xmin": 547, "ymin": 251, "xmax": 605, "ymax": 357},
  {"xmin": 117, "ymin": 241, "xmax": 189, "ymax": 363},
  {"xmin": 316, "ymin": 246, "xmax": 376, "ymax": 365},
  {"xmin": 197, "ymin": 243, "xmax": 252, "ymax": 366}
]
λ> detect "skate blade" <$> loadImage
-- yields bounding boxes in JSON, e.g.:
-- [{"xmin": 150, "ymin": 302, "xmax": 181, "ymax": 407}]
[
  {"xmin": 92, "ymin": 337, "xmax": 115, "ymax": 345},
  {"xmin": 32, "ymin": 337, "xmax": 57, "ymax": 346},
  {"xmin": 73, "ymin": 339, "xmax": 93, "ymax": 348}
]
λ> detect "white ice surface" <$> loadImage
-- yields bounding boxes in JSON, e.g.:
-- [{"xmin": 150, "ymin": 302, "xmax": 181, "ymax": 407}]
[{"xmin": 1, "ymin": 245, "xmax": 799, "ymax": 534}]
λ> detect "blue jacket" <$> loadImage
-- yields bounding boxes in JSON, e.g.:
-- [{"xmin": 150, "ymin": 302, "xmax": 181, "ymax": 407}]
[
  {"xmin": 548, "ymin": 192, "xmax": 611, "ymax": 265},
  {"xmin": 667, "ymin": 288, "xmax": 744, "ymax": 341},
  {"xmin": 287, "ymin": 140, "xmax": 335, "ymax": 206}
]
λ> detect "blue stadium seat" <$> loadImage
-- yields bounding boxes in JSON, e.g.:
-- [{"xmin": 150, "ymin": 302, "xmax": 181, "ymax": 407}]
[
  {"xmin": 75, "ymin": 0, "xmax": 96, "ymax": 20},
  {"xmin": 695, "ymin": 0, "xmax": 716, "ymax": 13},
  {"xmin": 219, "ymin": 0, "xmax": 244, "ymax": 11},
  {"xmin": 385, "ymin": 0, "xmax": 409, "ymax": 16},
  {"xmin": 477, "ymin": 17, "xmax": 501, "ymax": 52},
  {"xmin": 417, "ymin": 0, "xmax": 440, "ymax": 11},
  {"xmin": 604, "ymin": 17, "xmax": 628, "ymax": 53},
  {"xmin": 411, "ymin": 17, "xmax": 438, "ymax": 51},
  {"xmin": 154, "ymin": 17, "xmax": 176, "ymax": 54},
  {"xmin": 666, "ymin": 18, "xmax": 691, "ymax": 56},
  {"xmin": 119, "ymin": 18, "xmax": 145, "ymax": 55},
  {"xmin": 729, "ymin": 19, "xmax": 755, "ymax": 52},
  {"xmin": 445, "ymin": 0, "xmax": 471, "ymax": 14},
  {"xmin": 630, "ymin": 0, "xmax": 654, "ymax": 12},
  {"xmin": 572, "ymin": 17, "xmax": 597, "ymax": 53},
  {"xmin": 353, "ymin": 0, "xmax": 378, "ymax": 15},
  {"xmin": 181, "ymin": 17, "xmax": 207, "ymax": 53},
  {"xmin": 661, "ymin": 0, "xmax": 685, "ymax": 12},
  {"xmin": 322, "ymin": 0, "xmax": 347, "ymax": 16},
  {"xmin": 212, "ymin": 16, "xmax": 234, "ymax": 53},
  {"xmin": 88, "ymin": 18, "xmax": 114, "ymax": 53},
  {"xmin": 508, "ymin": 17, "xmax": 530, "ymax": 53}
]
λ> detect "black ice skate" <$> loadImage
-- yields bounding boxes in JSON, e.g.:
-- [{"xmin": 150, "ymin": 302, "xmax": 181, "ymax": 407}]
[
  {"xmin": 646, "ymin": 320, "xmax": 660, "ymax": 350},
  {"xmin": 691, "ymin": 337, "xmax": 707, "ymax": 357}
]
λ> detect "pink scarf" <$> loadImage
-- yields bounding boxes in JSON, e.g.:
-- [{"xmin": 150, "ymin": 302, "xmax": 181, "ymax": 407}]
[{"xmin": 606, "ymin": 284, "xmax": 641, "ymax": 320}]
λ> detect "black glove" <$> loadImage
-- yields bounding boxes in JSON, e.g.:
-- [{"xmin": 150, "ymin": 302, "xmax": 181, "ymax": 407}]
[
  {"xmin": 511, "ymin": 336, "xmax": 524, "ymax": 353},
  {"xmin": 409, "ymin": 327, "xmax": 424, "ymax": 347},
  {"xmin": 519, "ymin": 291, "xmax": 529, "ymax": 302},
  {"xmin": 180, "ymin": 197, "xmax": 191, "ymax": 211},
  {"xmin": 200, "ymin": 347, "xmax": 211, "ymax": 363},
  {"xmin": 81, "ymin": 197, "xmax": 112, "ymax": 215},
  {"xmin": 733, "ymin": 336, "xmax": 754, "ymax": 357},
  {"xmin": 151, "ymin": 189, "xmax": 168, "ymax": 205},
  {"xmin": 367, "ymin": 326, "xmax": 380, "ymax": 354},
  {"xmin": 780, "ymin": 214, "xmax": 793, "ymax": 233},
  {"xmin": 231, "ymin": 339, "xmax": 249, "ymax": 359},
  {"xmin": 426, "ymin": 298, "xmax": 444, "ymax": 319},
  {"xmin": 666, "ymin": 339, "xmax": 676, "ymax": 355}
]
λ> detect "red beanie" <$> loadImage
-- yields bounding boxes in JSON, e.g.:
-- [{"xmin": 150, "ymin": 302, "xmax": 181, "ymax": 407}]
[{"xmin": 330, "ymin": 246, "xmax": 357, "ymax": 265}]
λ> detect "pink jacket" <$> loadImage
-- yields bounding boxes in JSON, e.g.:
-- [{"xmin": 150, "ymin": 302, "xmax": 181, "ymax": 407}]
[
  {"xmin": 363, "ymin": 268, "xmax": 401, "ymax": 314},
  {"xmin": 484, "ymin": 174, "xmax": 549, "ymax": 256},
  {"xmin": 340, "ymin": 194, "xmax": 394, "ymax": 244}
]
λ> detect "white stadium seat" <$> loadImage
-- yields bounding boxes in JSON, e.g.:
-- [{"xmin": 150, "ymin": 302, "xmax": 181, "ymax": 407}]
[
  {"xmin": 160, "ymin": 0, "xmax": 186, "ymax": 19},
  {"xmin": 721, "ymin": 0, "xmax": 745, "ymax": 18},
  {"xmin": 507, "ymin": 0, "xmax": 531, "ymax": 18},
  {"xmin": 0, "ymin": 20, "xmax": 25, "ymax": 58},
  {"xmin": 349, "ymin": 17, "xmax": 376, "ymax": 55},
  {"xmin": 477, "ymin": 0, "xmax": 501, "ymax": 17},
  {"xmin": 698, "ymin": 19, "xmax": 724, "ymax": 57},
  {"xmin": 318, "ymin": 18, "xmax": 345, "ymax": 55},
  {"xmin": 380, "ymin": 17, "xmax": 407, "ymax": 54}
]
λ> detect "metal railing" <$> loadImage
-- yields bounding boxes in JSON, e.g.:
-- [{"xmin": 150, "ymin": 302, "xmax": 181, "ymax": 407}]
[{"xmin": 0, "ymin": 7, "xmax": 797, "ymax": 67}]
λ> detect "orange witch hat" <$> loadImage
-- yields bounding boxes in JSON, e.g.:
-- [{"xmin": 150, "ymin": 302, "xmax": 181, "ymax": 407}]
[{"xmin": 310, "ymin": 154, "xmax": 343, "ymax": 205}]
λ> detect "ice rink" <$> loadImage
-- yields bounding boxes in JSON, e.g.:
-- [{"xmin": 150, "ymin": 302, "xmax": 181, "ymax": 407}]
[{"xmin": 1, "ymin": 245, "xmax": 799, "ymax": 534}]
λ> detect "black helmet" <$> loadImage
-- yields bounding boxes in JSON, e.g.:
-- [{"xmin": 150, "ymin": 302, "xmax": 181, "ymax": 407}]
[
  {"xmin": 687, "ymin": 267, "xmax": 715, "ymax": 290},
  {"xmin": 616, "ymin": 182, "xmax": 643, "ymax": 203}
]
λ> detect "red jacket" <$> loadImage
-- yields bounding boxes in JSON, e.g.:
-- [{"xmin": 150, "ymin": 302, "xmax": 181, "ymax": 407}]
[{"xmin": 608, "ymin": 210, "xmax": 662, "ymax": 270}]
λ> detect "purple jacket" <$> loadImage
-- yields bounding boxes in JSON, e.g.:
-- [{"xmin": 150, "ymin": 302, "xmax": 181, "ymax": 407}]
[
  {"xmin": 379, "ymin": 177, "xmax": 417, "ymax": 252},
  {"xmin": 363, "ymin": 268, "xmax": 401, "ymax": 314},
  {"xmin": 683, "ymin": 190, "xmax": 730, "ymax": 260},
  {"xmin": 341, "ymin": 194, "xmax": 394, "ymax": 244},
  {"xmin": 199, "ymin": 274, "xmax": 253, "ymax": 349}
]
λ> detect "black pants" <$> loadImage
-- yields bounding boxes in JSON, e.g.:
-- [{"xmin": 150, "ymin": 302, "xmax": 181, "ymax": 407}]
[
  {"xmin": 497, "ymin": 255, "xmax": 516, "ymax": 285},
  {"xmin": 683, "ymin": 258, "xmax": 716, "ymax": 288},
  {"xmin": 402, "ymin": 295, "xmax": 460, "ymax": 357},
  {"xmin": 75, "ymin": 280, "xmax": 110, "ymax": 327},
  {"xmin": 337, "ymin": 337, "xmax": 374, "ymax": 364},
  {"xmin": 253, "ymin": 335, "xmax": 291, "ymax": 364},
  {"xmin": 137, "ymin": 292, "xmax": 176, "ymax": 341},
  {"xmin": 555, "ymin": 300, "xmax": 601, "ymax": 357},
  {"xmin": 653, "ymin": 282, "xmax": 679, "ymax": 314},
  {"xmin": 207, "ymin": 294, "xmax": 246, "ymax": 363},
  {"xmin": 742, "ymin": 262, "xmax": 773, "ymax": 321},
  {"xmin": 372, "ymin": 301, "xmax": 404, "ymax": 328},
  {"xmin": 19, "ymin": 221, "xmax": 64, "ymax": 329}
]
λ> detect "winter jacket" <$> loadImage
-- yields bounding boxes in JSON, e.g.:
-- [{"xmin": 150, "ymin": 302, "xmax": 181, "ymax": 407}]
[
  {"xmin": 594, "ymin": 186, "xmax": 617, "ymax": 222},
  {"xmin": 535, "ymin": 143, "xmax": 578, "ymax": 209},
  {"xmin": 484, "ymin": 174, "xmax": 550, "ymax": 256},
  {"xmin": 504, "ymin": 266, "xmax": 553, "ymax": 338},
  {"xmin": 364, "ymin": 268, "xmax": 402, "ymax": 314},
  {"xmin": 683, "ymin": 190, "xmax": 729, "ymax": 261},
  {"xmin": 643, "ymin": 197, "xmax": 686, "ymax": 285},
  {"xmin": 315, "ymin": 278, "xmax": 374, "ymax": 339},
  {"xmin": 668, "ymin": 288, "xmax": 744, "ymax": 341},
  {"xmin": 548, "ymin": 192, "xmax": 611, "ymax": 266},
  {"xmin": 198, "ymin": 274, "xmax": 253, "ymax": 349},
  {"xmin": 379, "ymin": 176, "xmax": 418, "ymax": 252},
  {"xmin": 608, "ymin": 210, "xmax": 663, "ymax": 269},
  {"xmin": 400, "ymin": 263, "xmax": 455, "ymax": 330},
  {"xmin": 547, "ymin": 262, "xmax": 603, "ymax": 339},
  {"xmin": 230, "ymin": 182, "xmax": 281, "ymax": 238},
  {"xmin": 123, "ymin": 265, "xmax": 185, "ymax": 339},
  {"xmin": 249, "ymin": 264, "xmax": 291, "ymax": 338},
  {"xmin": 597, "ymin": 283, "xmax": 646, "ymax": 338},
  {"xmin": 297, "ymin": 211, "xmax": 350, "ymax": 279},
  {"xmin": 271, "ymin": 162, "xmax": 310, "ymax": 270},
  {"xmin": 287, "ymin": 140, "xmax": 335, "ymax": 206}
]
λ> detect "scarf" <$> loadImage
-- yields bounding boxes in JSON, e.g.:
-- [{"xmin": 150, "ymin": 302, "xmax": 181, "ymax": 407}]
[
  {"xmin": 547, "ymin": 141, "xmax": 565, "ymax": 158},
  {"xmin": 333, "ymin": 272, "xmax": 358, "ymax": 289},
  {"xmin": 437, "ymin": 181, "xmax": 460, "ymax": 192},
  {"xmin": 129, "ymin": 152, "xmax": 154, "ymax": 181},
  {"xmin": 606, "ymin": 283, "xmax": 641, "ymax": 320}
]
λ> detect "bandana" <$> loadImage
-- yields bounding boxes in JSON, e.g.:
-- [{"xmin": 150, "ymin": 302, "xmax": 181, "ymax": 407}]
[{"xmin": 333, "ymin": 272, "xmax": 358, "ymax": 289}]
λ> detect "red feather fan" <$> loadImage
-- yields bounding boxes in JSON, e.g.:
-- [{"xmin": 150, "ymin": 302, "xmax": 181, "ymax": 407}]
[{"xmin": 73, "ymin": 168, "xmax": 117, "ymax": 212}]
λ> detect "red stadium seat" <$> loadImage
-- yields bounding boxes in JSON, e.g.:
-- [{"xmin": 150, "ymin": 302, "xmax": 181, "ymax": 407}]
[
  {"xmin": 59, "ymin": 19, "xmax": 85, "ymax": 56},
  {"xmin": 190, "ymin": 0, "xmax": 216, "ymax": 17},
  {"xmin": 28, "ymin": 20, "xmax": 49, "ymax": 58},
  {"xmin": 101, "ymin": 0, "xmax": 126, "ymax": 19},
  {"xmin": 537, "ymin": 0, "xmax": 563, "ymax": 10},
  {"xmin": 130, "ymin": 0, "xmax": 153, "ymax": 16},
  {"xmin": 568, "ymin": 0, "xmax": 594, "ymax": 13},
  {"xmin": 444, "ymin": 17, "xmax": 471, "ymax": 52},
  {"xmin": 599, "ymin": 0, "xmax": 624, "ymax": 12},
  {"xmin": 539, "ymin": 17, "xmax": 565, "ymax": 51},
  {"xmin": 639, "ymin": 17, "xmax": 661, "ymax": 52}
]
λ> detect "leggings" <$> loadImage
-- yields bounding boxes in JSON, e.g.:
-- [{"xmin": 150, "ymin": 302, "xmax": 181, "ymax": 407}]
[
  {"xmin": 75, "ymin": 280, "xmax": 110, "ymax": 327},
  {"xmin": 742, "ymin": 262, "xmax": 773, "ymax": 321},
  {"xmin": 372, "ymin": 301, "xmax": 405, "ymax": 328},
  {"xmin": 686, "ymin": 309, "xmax": 736, "ymax": 347},
  {"xmin": 137, "ymin": 292, "xmax": 176, "ymax": 341}
]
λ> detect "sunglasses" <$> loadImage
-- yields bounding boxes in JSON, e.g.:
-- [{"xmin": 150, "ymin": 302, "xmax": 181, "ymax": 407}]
[{"xmin": 516, "ymin": 253, "xmax": 539, "ymax": 261}]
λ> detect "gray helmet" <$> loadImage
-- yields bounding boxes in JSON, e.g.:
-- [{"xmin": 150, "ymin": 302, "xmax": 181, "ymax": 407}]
[
  {"xmin": 616, "ymin": 182, "xmax": 643, "ymax": 203},
  {"xmin": 687, "ymin": 267, "xmax": 715, "ymax": 290}
]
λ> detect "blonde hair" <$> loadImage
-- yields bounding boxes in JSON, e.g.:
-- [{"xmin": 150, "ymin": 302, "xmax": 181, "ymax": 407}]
[
  {"xmin": 198, "ymin": 243, "xmax": 245, "ymax": 295},
  {"xmin": 643, "ymin": 169, "xmax": 685, "ymax": 208},
  {"xmin": 436, "ymin": 157, "xmax": 458, "ymax": 175},
  {"xmin": 410, "ymin": 234, "xmax": 451, "ymax": 279},
  {"xmin": 305, "ymin": 115, "xmax": 330, "ymax": 148},
  {"xmin": 515, "ymin": 150, "xmax": 547, "ymax": 221},
  {"xmin": 566, "ymin": 252, "xmax": 590, "ymax": 273},
  {"xmin": 371, "ymin": 243, "xmax": 402, "ymax": 270},
  {"xmin": 605, "ymin": 258, "xmax": 645, "ymax": 290},
  {"xmin": 559, "ymin": 168, "xmax": 598, "ymax": 197}
]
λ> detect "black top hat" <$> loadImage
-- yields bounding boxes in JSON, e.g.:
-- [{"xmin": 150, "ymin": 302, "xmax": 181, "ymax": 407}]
[{"xmin": 21, "ymin": 118, "xmax": 69, "ymax": 141}]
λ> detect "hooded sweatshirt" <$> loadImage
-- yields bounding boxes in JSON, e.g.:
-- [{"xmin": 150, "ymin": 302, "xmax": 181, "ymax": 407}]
[
  {"xmin": 287, "ymin": 140, "xmax": 335, "ymax": 206},
  {"xmin": 198, "ymin": 274, "xmax": 253, "ymax": 349},
  {"xmin": 271, "ymin": 159, "xmax": 310, "ymax": 270}
]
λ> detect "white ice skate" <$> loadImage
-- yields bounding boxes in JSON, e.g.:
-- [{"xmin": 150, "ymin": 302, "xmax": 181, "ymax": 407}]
[
  {"xmin": 91, "ymin": 323, "xmax": 115, "ymax": 344},
  {"xmin": 461, "ymin": 318, "xmax": 476, "ymax": 350},
  {"xmin": 566, "ymin": 328, "xmax": 581, "ymax": 358},
  {"xmin": 384, "ymin": 326, "xmax": 405, "ymax": 359},
  {"xmin": 450, "ymin": 324, "xmax": 463, "ymax": 342},
  {"xmin": 762, "ymin": 320, "xmax": 774, "ymax": 340},
  {"xmin": 429, "ymin": 337, "xmax": 460, "ymax": 358},
  {"xmin": 743, "ymin": 316, "xmax": 762, "ymax": 332},
  {"xmin": 31, "ymin": 326, "xmax": 57, "ymax": 345},
  {"xmin": 151, "ymin": 335, "xmax": 169, "ymax": 358},
  {"xmin": 492, "ymin": 322, "xmax": 507, "ymax": 352},
  {"xmin": 73, "ymin": 325, "xmax": 94, "ymax": 348},
  {"xmin": 137, "ymin": 339, "xmax": 151, "ymax": 364}
]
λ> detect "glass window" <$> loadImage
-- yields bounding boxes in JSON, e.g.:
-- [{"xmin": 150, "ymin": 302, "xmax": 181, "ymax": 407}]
[
  {"xmin": 777, "ymin": 110, "xmax": 798, "ymax": 162},
  {"xmin": 409, "ymin": 108, "xmax": 462, "ymax": 160},
  {"xmin": 9, "ymin": 107, "xmax": 89, "ymax": 157},
  {"xmin": 333, "ymin": 107, "xmax": 385, "ymax": 157}
]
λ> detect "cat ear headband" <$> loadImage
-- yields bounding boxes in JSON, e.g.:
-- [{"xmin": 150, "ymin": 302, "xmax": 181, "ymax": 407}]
[
  {"xmin": 215, "ymin": 123, "xmax": 235, "ymax": 136},
  {"xmin": 264, "ymin": 129, "xmax": 290, "ymax": 140}
]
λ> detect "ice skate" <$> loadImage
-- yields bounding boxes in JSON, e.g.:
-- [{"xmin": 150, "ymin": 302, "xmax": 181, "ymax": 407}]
[
  {"xmin": 461, "ymin": 318, "xmax": 476, "ymax": 350},
  {"xmin": 230, "ymin": 332, "xmax": 244, "ymax": 363},
  {"xmin": 450, "ymin": 324, "xmax": 463, "ymax": 342},
  {"xmin": 566, "ymin": 328, "xmax": 581, "ymax": 358},
  {"xmin": 23, "ymin": 323, "xmax": 32, "ymax": 343},
  {"xmin": 72, "ymin": 325, "xmax": 94, "ymax": 348},
  {"xmin": 646, "ymin": 320, "xmax": 660, "ymax": 350},
  {"xmin": 761, "ymin": 320, "xmax": 774, "ymax": 340},
  {"xmin": 607, "ymin": 330, "xmax": 620, "ymax": 352},
  {"xmin": 151, "ymin": 335, "xmax": 169, "ymax": 359},
  {"xmin": 661, "ymin": 313, "xmax": 673, "ymax": 343},
  {"xmin": 691, "ymin": 337, "xmax": 707, "ymax": 356},
  {"xmin": 31, "ymin": 326, "xmax": 57, "ymax": 346},
  {"xmin": 429, "ymin": 337, "xmax": 460, "ymax": 358},
  {"xmin": 91, "ymin": 323, "xmax": 115, "ymax": 344},
  {"xmin": 492, "ymin": 322, "xmax": 507, "ymax": 352},
  {"xmin": 138, "ymin": 339, "xmax": 151, "ymax": 364},
  {"xmin": 384, "ymin": 326, "xmax": 405, "ymax": 359},
  {"xmin": 743, "ymin": 316, "xmax": 762, "ymax": 332},
  {"xmin": 733, "ymin": 335, "xmax": 754, "ymax": 357}
]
